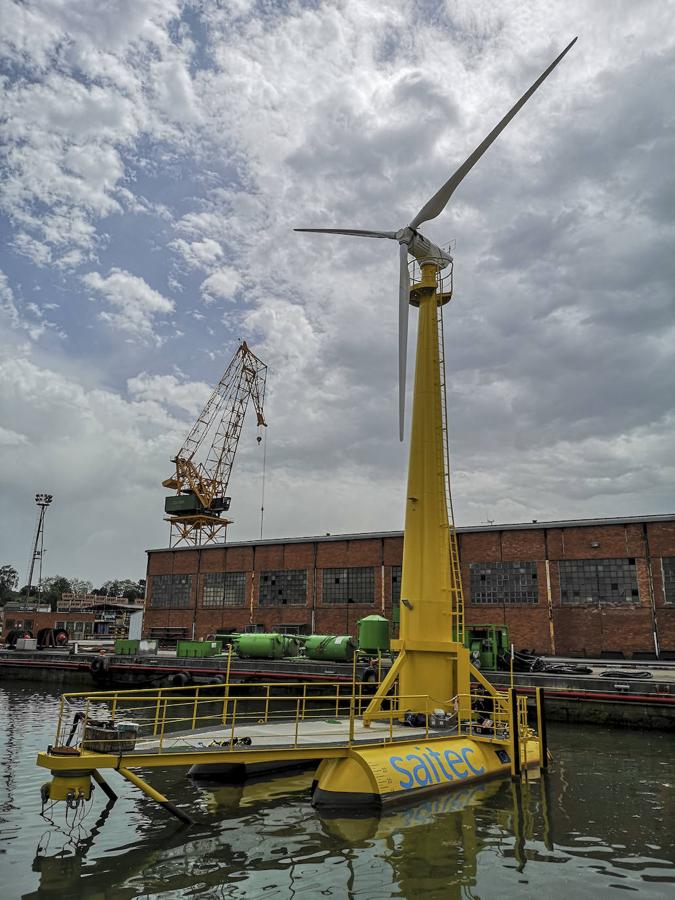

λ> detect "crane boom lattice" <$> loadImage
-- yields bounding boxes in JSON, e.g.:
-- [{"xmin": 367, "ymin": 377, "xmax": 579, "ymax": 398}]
[{"xmin": 162, "ymin": 341, "xmax": 267, "ymax": 546}]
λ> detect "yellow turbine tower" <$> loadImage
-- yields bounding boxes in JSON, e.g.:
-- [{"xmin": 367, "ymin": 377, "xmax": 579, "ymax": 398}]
[{"xmin": 297, "ymin": 37, "xmax": 577, "ymax": 721}]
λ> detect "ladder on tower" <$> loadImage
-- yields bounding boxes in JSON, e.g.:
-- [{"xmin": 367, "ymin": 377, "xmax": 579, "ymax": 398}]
[{"xmin": 437, "ymin": 277, "xmax": 465, "ymax": 645}]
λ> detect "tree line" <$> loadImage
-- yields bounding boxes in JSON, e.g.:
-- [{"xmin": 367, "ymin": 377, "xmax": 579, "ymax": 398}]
[{"xmin": 0, "ymin": 565, "xmax": 145, "ymax": 607}]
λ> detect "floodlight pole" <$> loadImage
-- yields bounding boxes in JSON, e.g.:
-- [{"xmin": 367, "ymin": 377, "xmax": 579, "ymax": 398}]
[{"xmin": 25, "ymin": 493, "xmax": 53, "ymax": 602}]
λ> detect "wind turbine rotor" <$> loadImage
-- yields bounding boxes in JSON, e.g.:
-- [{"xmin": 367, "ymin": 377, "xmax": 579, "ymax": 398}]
[{"xmin": 295, "ymin": 38, "xmax": 577, "ymax": 442}]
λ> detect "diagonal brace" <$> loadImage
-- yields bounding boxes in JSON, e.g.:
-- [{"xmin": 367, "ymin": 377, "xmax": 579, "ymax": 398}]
[
  {"xmin": 362, "ymin": 649, "xmax": 406, "ymax": 726},
  {"xmin": 118, "ymin": 766, "xmax": 193, "ymax": 825}
]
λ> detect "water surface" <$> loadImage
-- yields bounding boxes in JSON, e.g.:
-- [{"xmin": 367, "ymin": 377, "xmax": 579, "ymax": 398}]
[{"xmin": 1, "ymin": 681, "xmax": 673, "ymax": 898}]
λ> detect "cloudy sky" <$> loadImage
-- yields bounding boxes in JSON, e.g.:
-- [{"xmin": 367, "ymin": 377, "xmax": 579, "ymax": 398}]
[{"xmin": 1, "ymin": 0, "xmax": 674, "ymax": 586}]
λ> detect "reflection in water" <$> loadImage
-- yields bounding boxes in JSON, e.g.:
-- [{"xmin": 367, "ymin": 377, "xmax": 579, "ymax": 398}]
[{"xmin": 1, "ymin": 681, "xmax": 674, "ymax": 898}]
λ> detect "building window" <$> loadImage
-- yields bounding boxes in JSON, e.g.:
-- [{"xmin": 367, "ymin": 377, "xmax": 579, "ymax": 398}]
[
  {"xmin": 391, "ymin": 566, "xmax": 402, "ymax": 604},
  {"xmin": 469, "ymin": 562, "xmax": 538, "ymax": 604},
  {"xmin": 149, "ymin": 574, "xmax": 193, "ymax": 608},
  {"xmin": 259, "ymin": 570, "xmax": 307, "ymax": 606},
  {"xmin": 202, "ymin": 572, "xmax": 246, "ymax": 608},
  {"xmin": 559, "ymin": 559, "xmax": 638, "ymax": 605},
  {"xmin": 279, "ymin": 623, "xmax": 311, "ymax": 635},
  {"xmin": 322, "ymin": 567, "xmax": 375, "ymax": 604},
  {"xmin": 662, "ymin": 558, "xmax": 675, "ymax": 604}
]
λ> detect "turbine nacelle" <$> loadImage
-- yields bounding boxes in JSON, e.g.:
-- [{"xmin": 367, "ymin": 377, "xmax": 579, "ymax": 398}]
[
  {"xmin": 296, "ymin": 37, "xmax": 577, "ymax": 441},
  {"xmin": 396, "ymin": 228, "xmax": 453, "ymax": 269}
]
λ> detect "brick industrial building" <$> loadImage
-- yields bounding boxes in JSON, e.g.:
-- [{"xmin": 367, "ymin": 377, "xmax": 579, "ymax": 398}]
[{"xmin": 144, "ymin": 514, "xmax": 675, "ymax": 658}]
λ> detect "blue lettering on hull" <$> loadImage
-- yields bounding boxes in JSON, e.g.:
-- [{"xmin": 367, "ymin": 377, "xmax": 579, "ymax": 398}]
[{"xmin": 389, "ymin": 745, "xmax": 486, "ymax": 790}]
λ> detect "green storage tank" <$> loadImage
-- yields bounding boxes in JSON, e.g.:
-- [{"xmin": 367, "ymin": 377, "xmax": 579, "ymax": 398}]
[
  {"xmin": 115, "ymin": 639, "xmax": 140, "ymax": 655},
  {"xmin": 304, "ymin": 634, "xmax": 356, "ymax": 662},
  {"xmin": 357, "ymin": 615, "xmax": 390, "ymax": 653},
  {"xmin": 176, "ymin": 640, "xmax": 222, "ymax": 658},
  {"xmin": 237, "ymin": 633, "xmax": 289, "ymax": 659}
]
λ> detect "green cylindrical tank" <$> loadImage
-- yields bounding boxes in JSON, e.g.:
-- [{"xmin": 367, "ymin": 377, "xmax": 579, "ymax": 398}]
[
  {"xmin": 237, "ymin": 633, "xmax": 287, "ymax": 659},
  {"xmin": 357, "ymin": 615, "xmax": 390, "ymax": 652},
  {"xmin": 280, "ymin": 635, "xmax": 300, "ymax": 657},
  {"xmin": 304, "ymin": 634, "xmax": 356, "ymax": 662}
]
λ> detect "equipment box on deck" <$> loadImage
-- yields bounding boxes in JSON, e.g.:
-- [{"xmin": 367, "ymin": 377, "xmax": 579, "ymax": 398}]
[{"xmin": 83, "ymin": 722, "xmax": 138, "ymax": 753}]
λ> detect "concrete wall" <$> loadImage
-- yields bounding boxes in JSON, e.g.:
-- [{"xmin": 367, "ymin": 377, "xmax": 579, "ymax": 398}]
[{"xmin": 144, "ymin": 520, "xmax": 675, "ymax": 657}]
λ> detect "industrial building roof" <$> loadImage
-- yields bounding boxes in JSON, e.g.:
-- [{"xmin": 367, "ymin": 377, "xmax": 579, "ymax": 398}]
[{"xmin": 147, "ymin": 513, "xmax": 675, "ymax": 553}]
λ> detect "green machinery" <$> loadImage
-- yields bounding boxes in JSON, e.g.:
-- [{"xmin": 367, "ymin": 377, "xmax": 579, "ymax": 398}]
[
  {"xmin": 176, "ymin": 640, "xmax": 222, "ymax": 658},
  {"xmin": 390, "ymin": 610, "xmax": 509, "ymax": 671},
  {"xmin": 464, "ymin": 625, "xmax": 509, "ymax": 670}
]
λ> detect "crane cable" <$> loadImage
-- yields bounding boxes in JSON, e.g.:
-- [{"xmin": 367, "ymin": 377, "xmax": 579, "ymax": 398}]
[{"xmin": 259, "ymin": 426, "xmax": 268, "ymax": 540}]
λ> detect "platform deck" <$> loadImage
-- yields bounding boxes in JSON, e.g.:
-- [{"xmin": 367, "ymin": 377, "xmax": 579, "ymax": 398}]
[{"xmin": 135, "ymin": 717, "xmax": 453, "ymax": 755}]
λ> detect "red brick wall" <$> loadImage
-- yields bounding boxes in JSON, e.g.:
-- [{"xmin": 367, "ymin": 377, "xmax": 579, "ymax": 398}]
[{"xmin": 144, "ymin": 521, "xmax": 675, "ymax": 655}]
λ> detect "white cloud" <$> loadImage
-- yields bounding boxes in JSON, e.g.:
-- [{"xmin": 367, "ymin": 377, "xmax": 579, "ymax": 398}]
[
  {"xmin": 0, "ymin": 425, "xmax": 28, "ymax": 446},
  {"xmin": 82, "ymin": 268, "xmax": 174, "ymax": 343},
  {"xmin": 200, "ymin": 266, "xmax": 243, "ymax": 302},
  {"xmin": 170, "ymin": 238, "xmax": 224, "ymax": 270},
  {"xmin": 127, "ymin": 372, "xmax": 212, "ymax": 416},
  {"xmin": 0, "ymin": 352, "xmax": 186, "ymax": 582}
]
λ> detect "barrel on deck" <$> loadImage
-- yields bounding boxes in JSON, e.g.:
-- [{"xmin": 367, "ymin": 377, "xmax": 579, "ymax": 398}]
[
  {"xmin": 304, "ymin": 635, "xmax": 356, "ymax": 662},
  {"xmin": 236, "ymin": 633, "xmax": 299, "ymax": 659}
]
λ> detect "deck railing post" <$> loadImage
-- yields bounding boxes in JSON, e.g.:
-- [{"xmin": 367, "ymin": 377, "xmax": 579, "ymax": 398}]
[
  {"xmin": 509, "ymin": 688, "xmax": 521, "ymax": 780},
  {"xmin": 191, "ymin": 687, "xmax": 200, "ymax": 731},
  {"xmin": 222, "ymin": 644, "xmax": 233, "ymax": 725},
  {"xmin": 535, "ymin": 687, "xmax": 548, "ymax": 772},
  {"xmin": 153, "ymin": 691, "xmax": 162, "ymax": 736},
  {"xmin": 294, "ymin": 699, "xmax": 300, "ymax": 748},
  {"xmin": 110, "ymin": 694, "xmax": 118, "ymax": 725},
  {"xmin": 264, "ymin": 684, "xmax": 270, "ymax": 723},
  {"xmin": 82, "ymin": 699, "xmax": 90, "ymax": 750},
  {"xmin": 229, "ymin": 698, "xmax": 238, "ymax": 748},
  {"xmin": 159, "ymin": 697, "xmax": 168, "ymax": 751},
  {"xmin": 57, "ymin": 694, "xmax": 65, "ymax": 745},
  {"xmin": 349, "ymin": 698, "xmax": 355, "ymax": 745}
]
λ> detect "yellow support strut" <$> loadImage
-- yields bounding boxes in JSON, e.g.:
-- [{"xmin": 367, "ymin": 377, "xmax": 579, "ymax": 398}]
[{"xmin": 117, "ymin": 767, "xmax": 193, "ymax": 824}]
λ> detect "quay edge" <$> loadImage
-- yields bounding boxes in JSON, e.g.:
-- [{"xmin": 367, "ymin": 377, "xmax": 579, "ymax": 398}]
[{"xmin": 2, "ymin": 649, "xmax": 674, "ymax": 730}]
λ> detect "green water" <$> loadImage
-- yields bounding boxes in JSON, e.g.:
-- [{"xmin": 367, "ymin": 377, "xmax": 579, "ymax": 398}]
[{"xmin": 1, "ymin": 681, "xmax": 673, "ymax": 899}]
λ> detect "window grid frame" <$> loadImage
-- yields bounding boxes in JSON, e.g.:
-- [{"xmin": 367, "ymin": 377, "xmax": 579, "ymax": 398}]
[
  {"xmin": 391, "ymin": 566, "xmax": 402, "ymax": 607},
  {"xmin": 258, "ymin": 569, "xmax": 308, "ymax": 606},
  {"xmin": 661, "ymin": 557, "xmax": 675, "ymax": 604},
  {"xmin": 469, "ymin": 561, "xmax": 539, "ymax": 605},
  {"xmin": 202, "ymin": 572, "xmax": 247, "ymax": 608},
  {"xmin": 559, "ymin": 558, "xmax": 639, "ymax": 605},
  {"xmin": 322, "ymin": 566, "xmax": 375, "ymax": 605},
  {"xmin": 149, "ymin": 574, "xmax": 193, "ymax": 609}
]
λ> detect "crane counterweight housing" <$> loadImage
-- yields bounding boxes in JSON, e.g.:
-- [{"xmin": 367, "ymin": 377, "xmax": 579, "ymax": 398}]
[{"xmin": 163, "ymin": 340, "xmax": 267, "ymax": 546}]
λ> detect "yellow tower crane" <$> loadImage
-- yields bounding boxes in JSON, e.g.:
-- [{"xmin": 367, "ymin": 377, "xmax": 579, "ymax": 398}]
[{"xmin": 162, "ymin": 341, "xmax": 267, "ymax": 546}]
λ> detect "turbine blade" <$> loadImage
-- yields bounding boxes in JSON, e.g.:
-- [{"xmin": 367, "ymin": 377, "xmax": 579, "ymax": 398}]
[
  {"xmin": 398, "ymin": 241, "xmax": 410, "ymax": 442},
  {"xmin": 409, "ymin": 37, "xmax": 577, "ymax": 229},
  {"xmin": 294, "ymin": 228, "xmax": 397, "ymax": 239}
]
